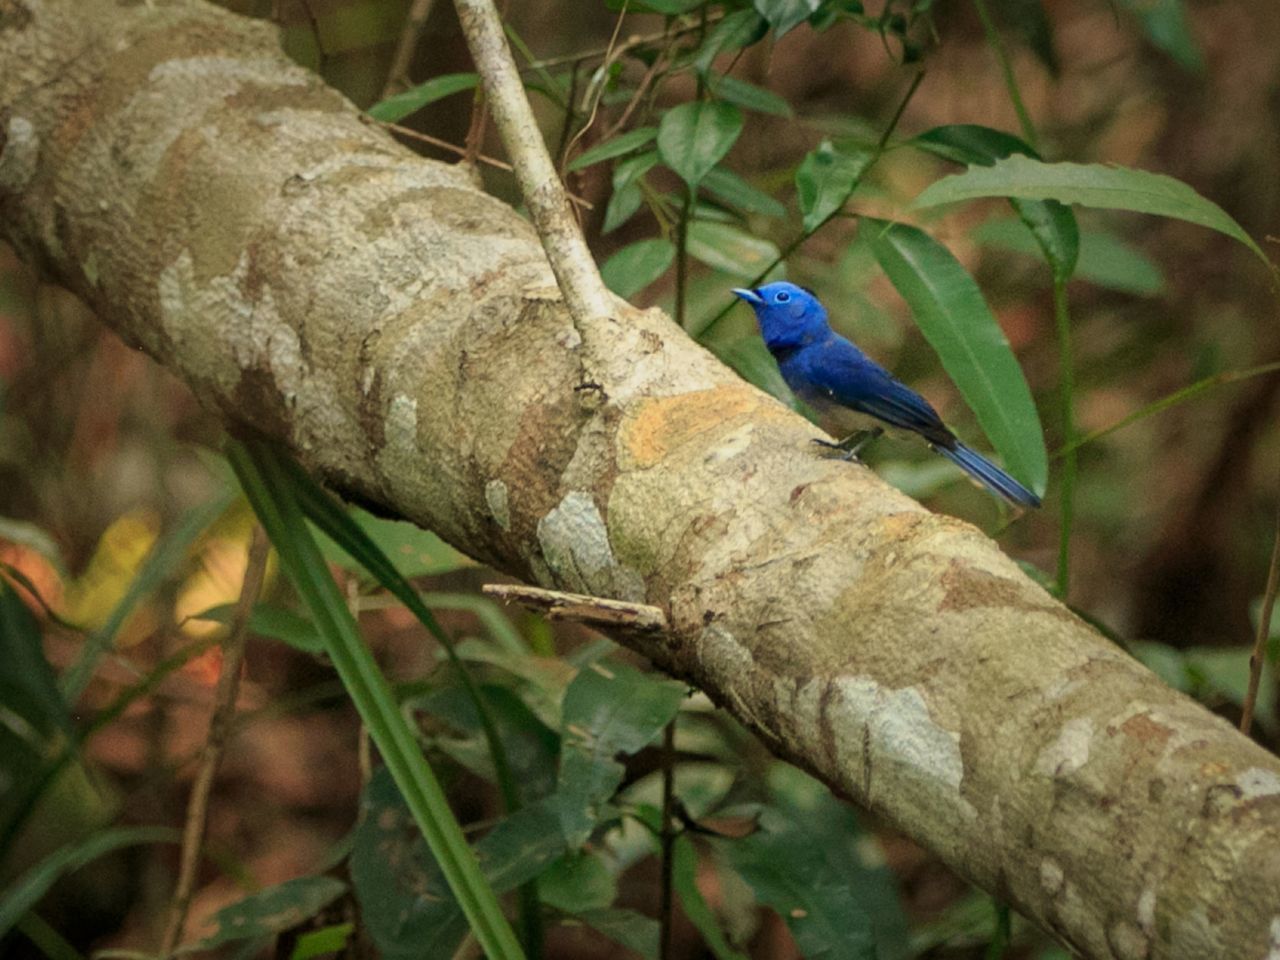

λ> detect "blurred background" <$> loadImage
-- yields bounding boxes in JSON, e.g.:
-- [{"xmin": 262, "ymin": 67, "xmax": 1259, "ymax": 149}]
[{"xmin": 1, "ymin": 0, "xmax": 1278, "ymax": 957}]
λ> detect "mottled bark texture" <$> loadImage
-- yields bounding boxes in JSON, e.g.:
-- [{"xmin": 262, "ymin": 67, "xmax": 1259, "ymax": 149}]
[{"xmin": 2, "ymin": 2, "xmax": 1278, "ymax": 957}]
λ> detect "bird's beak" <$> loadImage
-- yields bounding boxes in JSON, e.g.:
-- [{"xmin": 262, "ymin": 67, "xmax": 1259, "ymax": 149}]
[{"xmin": 731, "ymin": 287, "xmax": 763, "ymax": 306}]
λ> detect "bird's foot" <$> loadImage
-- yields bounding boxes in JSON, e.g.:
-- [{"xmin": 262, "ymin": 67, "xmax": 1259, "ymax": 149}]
[
  {"xmin": 811, "ymin": 427, "xmax": 884, "ymax": 463},
  {"xmin": 811, "ymin": 438, "xmax": 865, "ymax": 463}
]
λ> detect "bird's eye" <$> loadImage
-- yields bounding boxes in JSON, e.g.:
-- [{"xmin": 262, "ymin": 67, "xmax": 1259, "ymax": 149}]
[{"xmin": 776, "ymin": 291, "xmax": 791, "ymax": 303}]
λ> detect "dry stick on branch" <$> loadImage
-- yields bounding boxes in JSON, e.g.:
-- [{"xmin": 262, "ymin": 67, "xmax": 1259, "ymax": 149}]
[
  {"xmin": 160, "ymin": 527, "xmax": 270, "ymax": 955},
  {"xmin": 1242, "ymin": 503, "xmax": 1280, "ymax": 735},
  {"xmin": 483, "ymin": 583, "xmax": 668, "ymax": 634}
]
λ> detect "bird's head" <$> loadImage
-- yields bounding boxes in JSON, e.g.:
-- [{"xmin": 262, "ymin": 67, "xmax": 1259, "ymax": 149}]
[{"xmin": 732, "ymin": 281, "xmax": 829, "ymax": 351}]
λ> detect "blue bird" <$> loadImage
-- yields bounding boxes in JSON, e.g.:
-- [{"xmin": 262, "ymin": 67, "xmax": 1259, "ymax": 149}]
[{"xmin": 733, "ymin": 281, "xmax": 1041, "ymax": 509}]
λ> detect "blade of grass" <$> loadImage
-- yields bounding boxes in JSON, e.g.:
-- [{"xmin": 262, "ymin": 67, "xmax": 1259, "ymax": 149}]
[
  {"xmin": 0, "ymin": 826, "xmax": 178, "ymax": 935},
  {"xmin": 281, "ymin": 458, "xmax": 542, "ymax": 956},
  {"xmin": 280, "ymin": 458, "xmax": 522, "ymax": 811},
  {"xmin": 227, "ymin": 436, "xmax": 525, "ymax": 960}
]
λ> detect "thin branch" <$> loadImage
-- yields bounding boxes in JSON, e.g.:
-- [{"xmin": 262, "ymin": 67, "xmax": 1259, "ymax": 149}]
[
  {"xmin": 381, "ymin": 0, "xmax": 438, "ymax": 100},
  {"xmin": 482, "ymin": 584, "xmax": 668, "ymax": 634},
  {"xmin": 1242, "ymin": 503, "xmax": 1280, "ymax": 736},
  {"xmin": 454, "ymin": 0, "xmax": 615, "ymax": 322},
  {"xmin": 658, "ymin": 718, "xmax": 678, "ymax": 960},
  {"xmin": 159, "ymin": 527, "xmax": 270, "ymax": 955},
  {"xmin": 522, "ymin": 11, "xmax": 726, "ymax": 72}
]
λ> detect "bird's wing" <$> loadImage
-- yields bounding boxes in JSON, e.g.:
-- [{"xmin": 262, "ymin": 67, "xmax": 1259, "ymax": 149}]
[{"xmin": 800, "ymin": 337, "xmax": 955, "ymax": 445}]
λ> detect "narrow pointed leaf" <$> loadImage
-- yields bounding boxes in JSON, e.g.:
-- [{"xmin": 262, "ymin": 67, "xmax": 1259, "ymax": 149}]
[
  {"xmin": 865, "ymin": 218, "xmax": 1047, "ymax": 494},
  {"xmin": 567, "ymin": 127, "xmax": 658, "ymax": 172},
  {"xmin": 687, "ymin": 221, "xmax": 780, "ymax": 279},
  {"xmin": 913, "ymin": 125, "xmax": 1078, "ymax": 280},
  {"xmin": 228, "ymin": 438, "xmax": 524, "ymax": 960},
  {"xmin": 0, "ymin": 826, "xmax": 177, "ymax": 934},
  {"xmin": 702, "ymin": 167, "xmax": 786, "ymax": 218},
  {"xmin": 754, "ymin": 0, "xmax": 822, "ymax": 38},
  {"xmin": 913, "ymin": 155, "xmax": 1268, "ymax": 265},
  {"xmin": 710, "ymin": 75, "xmax": 792, "ymax": 117},
  {"xmin": 368, "ymin": 73, "xmax": 480, "ymax": 123}
]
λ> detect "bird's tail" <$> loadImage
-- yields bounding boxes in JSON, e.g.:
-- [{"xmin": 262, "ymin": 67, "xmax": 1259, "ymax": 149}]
[{"xmin": 935, "ymin": 442, "xmax": 1041, "ymax": 509}]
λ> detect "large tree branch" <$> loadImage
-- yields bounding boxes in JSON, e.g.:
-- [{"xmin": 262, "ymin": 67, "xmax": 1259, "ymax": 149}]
[{"xmin": 1, "ymin": 2, "xmax": 1277, "ymax": 958}]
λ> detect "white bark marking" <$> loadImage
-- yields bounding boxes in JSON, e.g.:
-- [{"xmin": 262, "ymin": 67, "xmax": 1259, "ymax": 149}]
[
  {"xmin": 1036, "ymin": 717, "xmax": 1095, "ymax": 778},
  {"xmin": 537, "ymin": 490, "xmax": 642, "ymax": 600},
  {"xmin": 0, "ymin": 115, "xmax": 38, "ymax": 190},
  {"xmin": 830, "ymin": 677, "xmax": 973, "ymax": 827},
  {"xmin": 1237, "ymin": 767, "xmax": 1280, "ymax": 800},
  {"xmin": 485, "ymin": 479, "xmax": 510, "ymax": 530}
]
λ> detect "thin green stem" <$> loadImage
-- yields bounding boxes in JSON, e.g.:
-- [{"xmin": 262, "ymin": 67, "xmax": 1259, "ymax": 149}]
[
  {"xmin": 675, "ymin": 185, "xmax": 693, "ymax": 329},
  {"xmin": 1053, "ymin": 360, "xmax": 1280, "ymax": 459},
  {"xmin": 1052, "ymin": 277, "xmax": 1075, "ymax": 599},
  {"xmin": 971, "ymin": 0, "xmax": 1038, "ymax": 151},
  {"xmin": 692, "ymin": 70, "xmax": 926, "ymax": 342}
]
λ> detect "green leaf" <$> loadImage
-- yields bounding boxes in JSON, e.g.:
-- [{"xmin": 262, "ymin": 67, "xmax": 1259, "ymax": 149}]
[
  {"xmin": 864, "ymin": 218, "xmax": 1047, "ymax": 494},
  {"xmin": 570, "ymin": 908, "xmax": 660, "ymax": 959},
  {"xmin": 603, "ymin": 184, "xmax": 644, "ymax": 234},
  {"xmin": 913, "ymin": 125, "xmax": 1078, "ymax": 280},
  {"xmin": 228, "ymin": 439, "xmax": 525, "ymax": 960},
  {"xmin": 913, "ymin": 155, "xmax": 1269, "ymax": 266},
  {"xmin": 601, "ymin": 238, "xmax": 675, "ymax": 299},
  {"xmin": 0, "ymin": 826, "xmax": 177, "ymax": 935},
  {"xmin": 710, "ymin": 75, "xmax": 793, "ymax": 117},
  {"xmin": 318, "ymin": 508, "xmax": 472, "ymax": 579},
  {"xmin": 351, "ymin": 768, "xmax": 565, "ymax": 958},
  {"xmin": 1118, "ymin": 0, "xmax": 1203, "ymax": 71},
  {"xmin": 702, "ymin": 168, "xmax": 786, "ymax": 218},
  {"xmin": 538, "ymin": 850, "xmax": 617, "ymax": 913},
  {"xmin": 557, "ymin": 660, "xmax": 685, "ymax": 847},
  {"xmin": 568, "ymin": 127, "xmax": 658, "ymax": 172},
  {"xmin": 687, "ymin": 221, "xmax": 781, "ymax": 279},
  {"xmin": 603, "ymin": 152, "xmax": 659, "ymax": 234},
  {"xmin": 794, "ymin": 141, "xmax": 874, "ymax": 233},
  {"xmin": 971, "ymin": 219, "xmax": 1165, "ymax": 296},
  {"xmin": 706, "ymin": 337, "xmax": 798, "ymax": 411},
  {"xmin": 415, "ymin": 683, "xmax": 560, "ymax": 802},
  {"xmin": 673, "ymin": 836, "xmax": 749, "ymax": 960},
  {"xmin": 368, "ymin": 73, "xmax": 480, "ymax": 123},
  {"xmin": 694, "ymin": 10, "xmax": 770, "ymax": 75},
  {"xmin": 657, "ymin": 102, "xmax": 743, "ymax": 189},
  {"xmin": 290, "ymin": 922, "xmax": 355, "ymax": 960},
  {"xmin": 754, "ymin": 0, "xmax": 822, "ymax": 38},
  {"xmin": 717, "ymin": 767, "xmax": 907, "ymax": 960},
  {"xmin": 191, "ymin": 602, "xmax": 323, "ymax": 654},
  {"xmin": 185, "ymin": 877, "xmax": 348, "ymax": 951}
]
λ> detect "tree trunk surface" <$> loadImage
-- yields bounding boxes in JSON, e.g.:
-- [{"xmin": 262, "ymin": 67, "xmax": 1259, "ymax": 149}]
[{"xmin": 1, "ymin": 2, "xmax": 1276, "ymax": 957}]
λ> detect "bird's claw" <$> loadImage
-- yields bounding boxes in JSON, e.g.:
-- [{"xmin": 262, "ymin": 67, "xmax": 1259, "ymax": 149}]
[{"xmin": 811, "ymin": 438, "xmax": 865, "ymax": 463}]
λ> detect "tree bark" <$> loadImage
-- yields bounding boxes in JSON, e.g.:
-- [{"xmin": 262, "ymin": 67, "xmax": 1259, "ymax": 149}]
[{"xmin": 2, "ymin": 2, "xmax": 1278, "ymax": 958}]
